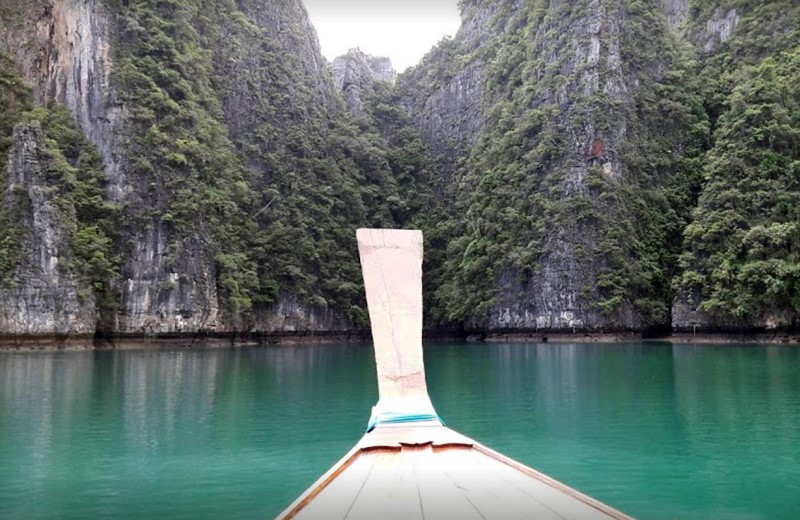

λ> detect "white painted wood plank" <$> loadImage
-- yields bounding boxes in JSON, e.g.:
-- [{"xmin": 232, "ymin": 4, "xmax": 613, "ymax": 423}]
[
  {"xmin": 343, "ymin": 450, "xmax": 424, "ymax": 520},
  {"xmin": 442, "ymin": 450, "xmax": 621, "ymax": 520},
  {"xmin": 411, "ymin": 447, "xmax": 491, "ymax": 520},
  {"xmin": 415, "ymin": 449, "xmax": 558, "ymax": 520},
  {"xmin": 357, "ymin": 229, "xmax": 436, "ymax": 419},
  {"xmin": 472, "ymin": 445, "xmax": 630, "ymax": 519},
  {"xmin": 291, "ymin": 454, "xmax": 376, "ymax": 520},
  {"xmin": 485, "ymin": 457, "xmax": 618, "ymax": 520}
]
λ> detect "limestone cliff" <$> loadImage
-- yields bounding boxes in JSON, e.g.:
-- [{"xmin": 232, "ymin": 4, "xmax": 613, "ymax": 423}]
[
  {"xmin": 202, "ymin": 0, "xmax": 408, "ymax": 332},
  {"xmin": 404, "ymin": 0, "xmax": 707, "ymax": 332},
  {"xmin": 662, "ymin": 0, "xmax": 689, "ymax": 28},
  {"xmin": 404, "ymin": 0, "xmax": 798, "ymax": 334},
  {"xmin": 0, "ymin": 0, "xmax": 223, "ymax": 336},
  {"xmin": 0, "ymin": 123, "xmax": 95, "ymax": 339},
  {"xmin": 1, "ymin": 0, "xmax": 798, "ymax": 342},
  {"xmin": 397, "ymin": 2, "xmax": 499, "ymax": 173},
  {"xmin": 0, "ymin": 0, "xmax": 388, "ymax": 339},
  {"xmin": 0, "ymin": 0, "xmax": 125, "ymax": 199}
]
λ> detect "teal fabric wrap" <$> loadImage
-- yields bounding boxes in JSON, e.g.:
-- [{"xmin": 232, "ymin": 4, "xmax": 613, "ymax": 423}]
[{"xmin": 366, "ymin": 412, "xmax": 444, "ymax": 432}]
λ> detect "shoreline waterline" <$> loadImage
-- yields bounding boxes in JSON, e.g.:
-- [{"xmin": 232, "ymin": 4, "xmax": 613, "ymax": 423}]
[{"xmin": 1, "ymin": 329, "xmax": 799, "ymax": 350}]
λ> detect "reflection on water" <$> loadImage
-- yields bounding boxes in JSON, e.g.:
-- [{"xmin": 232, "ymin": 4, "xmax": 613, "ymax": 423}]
[
  {"xmin": 1, "ymin": 343, "xmax": 799, "ymax": 519},
  {"xmin": 426, "ymin": 343, "xmax": 800, "ymax": 520},
  {"xmin": 0, "ymin": 346, "xmax": 377, "ymax": 519}
]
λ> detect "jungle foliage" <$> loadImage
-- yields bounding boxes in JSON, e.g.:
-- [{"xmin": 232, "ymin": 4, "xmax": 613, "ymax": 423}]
[
  {"xmin": 0, "ymin": 53, "xmax": 31, "ymax": 281},
  {"xmin": 677, "ymin": 46, "xmax": 800, "ymax": 322}
]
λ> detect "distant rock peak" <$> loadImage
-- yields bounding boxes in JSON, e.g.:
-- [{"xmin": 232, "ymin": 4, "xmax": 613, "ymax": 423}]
[
  {"xmin": 332, "ymin": 47, "xmax": 397, "ymax": 88},
  {"xmin": 331, "ymin": 48, "xmax": 397, "ymax": 115}
]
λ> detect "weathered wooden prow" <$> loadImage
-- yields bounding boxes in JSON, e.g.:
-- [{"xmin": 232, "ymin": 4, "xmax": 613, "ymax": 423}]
[
  {"xmin": 277, "ymin": 229, "xmax": 633, "ymax": 520},
  {"xmin": 356, "ymin": 229, "xmax": 439, "ymax": 429}
]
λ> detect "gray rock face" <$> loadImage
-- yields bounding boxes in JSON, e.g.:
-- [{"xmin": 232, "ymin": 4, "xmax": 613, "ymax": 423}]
[
  {"xmin": 0, "ymin": 123, "xmax": 95, "ymax": 336},
  {"xmin": 0, "ymin": 0, "xmax": 127, "ymax": 201},
  {"xmin": 219, "ymin": 0, "xmax": 337, "ymax": 140},
  {"xmin": 662, "ymin": 0, "xmax": 689, "ymax": 28},
  {"xmin": 528, "ymin": 0, "xmax": 632, "ymax": 324},
  {"xmin": 672, "ymin": 290, "xmax": 796, "ymax": 332},
  {"xmin": 252, "ymin": 295, "xmax": 351, "ymax": 333},
  {"xmin": 671, "ymin": 291, "xmax": 707, "ymax": 332},
  {"xmin": 0, "ymin": 0, "xmax": 352, "ymax": 338},
  {"xmin": 115, "ymin": 226, "xmax": 221, "ymax": 335},
  {"xmin": 409, "ymin": 60, "xmax": 486, "ymax": 156},
  {"xmin": 366, "ymin": 56, "xmax": 397, "ymax": 84},
  {"xmin": 332, "ymin": 48, "xmax": 397, "ymax": 114},
  {"xmin": 418, "ymin": 0, "xmax": 641, "ymax": 331},
  {"xmin": 702, "ymin": 8, "xmax": 739, "ymax": 53},
  {"xmin": 490, "ymin": 246, "xmax": 639, "ymax": 333},
  {"xmin": 398, "ymin": 1, "xmax": 504, "ymax": 164},
  {"xmin": 0, "ymin": 0, "xmax": 223, "ymax": 336},
  {"xmin": 333, "ymin": 49, "xmax": 397, "ymax": 89}
]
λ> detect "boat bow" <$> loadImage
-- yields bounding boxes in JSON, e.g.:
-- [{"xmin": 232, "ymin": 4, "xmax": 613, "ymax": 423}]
[{"xmin": 277, "ymin": 229, "xmax": 632, "ymax": 520}]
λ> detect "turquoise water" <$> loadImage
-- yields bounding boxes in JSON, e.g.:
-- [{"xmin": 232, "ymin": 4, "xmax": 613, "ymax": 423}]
[{"xmin": 1, "ymin": 342, "xmax": 799, "ymax": 519}]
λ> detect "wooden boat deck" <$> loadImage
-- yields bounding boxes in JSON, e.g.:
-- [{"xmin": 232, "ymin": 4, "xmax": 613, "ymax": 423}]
[
  {"xmin": 276, "ymin": 229, "xmax": 632, "ymax": 519},
  {"xmin": 280, "ymin": 423, "xmax": 629, "ymax": 520}
]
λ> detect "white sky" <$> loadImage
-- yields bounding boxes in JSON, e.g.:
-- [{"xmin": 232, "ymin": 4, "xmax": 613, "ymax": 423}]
[{"xmin": 302, "ymin": 0, "xmax": 462, "ymax": 72}]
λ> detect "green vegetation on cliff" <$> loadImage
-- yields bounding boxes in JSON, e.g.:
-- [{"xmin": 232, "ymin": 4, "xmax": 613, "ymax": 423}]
[
  {"xmin": 0, "ymin": 53, "xmax": 31, "ymax": 279},
  {"xmin": 0, "ymin": 53, "xmax": 118, "ymax": 310},
  {"xmin": 392, "ymin": 0, "xmax": 800, "ymax": 331},
  {"xmin": 28, "ymin": 106, "xmax": 119, "ymax": 308},
  {"xmin": 105, "ymin": 0, "xmax": 429, "ymax": 325},
  {"xmin": 668, "ymin": 0, "xmax": 800, "ymax": 327},
  {"xmin": 107, "ymin": 0, "xmax": 259, "ymax": 319},
  {"xmin": 677, "ymin": 46, "xmax": 800, "ymax": 324},
  {"xmin": 3, "ymin": 0, "xmax": 800, "ymax": 334},
  {"xmin": 427, "ymin": 0, "xmax": 709, "ymax": 328}
]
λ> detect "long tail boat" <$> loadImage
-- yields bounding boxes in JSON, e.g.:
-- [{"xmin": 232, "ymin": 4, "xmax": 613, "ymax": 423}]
[{"xmin": 277, "ymin": 229, "xmax": 632, "ymax": 520}]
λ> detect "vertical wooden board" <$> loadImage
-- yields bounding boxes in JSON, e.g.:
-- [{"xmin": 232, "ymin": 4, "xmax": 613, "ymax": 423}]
[{"xmin": 356, "ymin": 229, "xmax": 435, "ymax": 416}]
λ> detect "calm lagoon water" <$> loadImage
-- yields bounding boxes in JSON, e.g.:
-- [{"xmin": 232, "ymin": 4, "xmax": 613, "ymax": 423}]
[{"xmin": 1, "ymin": 342, "xmax": 799, "ymax": 519}]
